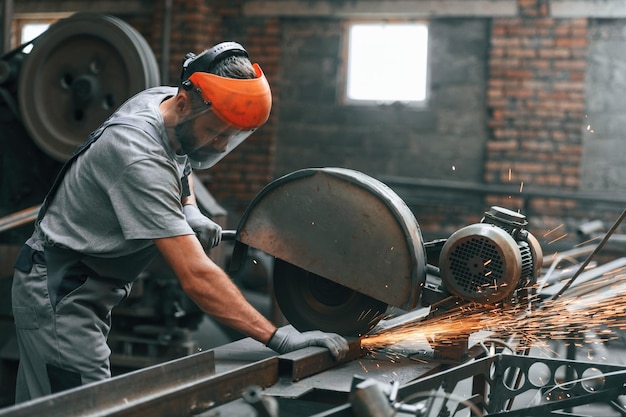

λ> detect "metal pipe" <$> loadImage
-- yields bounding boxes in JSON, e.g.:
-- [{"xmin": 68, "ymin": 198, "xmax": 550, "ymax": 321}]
[
  {"xmin": 1, "ymin": 0, "xmax": 13, "ymax": 54},
  {"xmin": 160, "ymin": 0, "xmax": 172, "ymax": 84},
  {"xmin": 380, "ymin": 175, "xmax": 626, "ymax": 206},
  {"xmin": 0, "ymin": 205, "xmax": 40, "ymax": 234},
  {"xmin": 552, "ymin": 208, "xmax": 626, "ymax": 300}
]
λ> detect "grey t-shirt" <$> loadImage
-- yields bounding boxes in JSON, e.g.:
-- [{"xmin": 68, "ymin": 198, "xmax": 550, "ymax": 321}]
[{"xmin": 35, "ymin": 86, "xmax": 194, "ymax": 281}]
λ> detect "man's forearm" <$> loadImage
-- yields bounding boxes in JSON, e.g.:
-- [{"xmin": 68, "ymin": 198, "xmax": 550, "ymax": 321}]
[
  {"xmin": 185, "ymin": 265, "xmax": 277, "ymax": 344},
  {"xmin": 155, "ymin": 235, "xmax": 276, "ymax": 344}
]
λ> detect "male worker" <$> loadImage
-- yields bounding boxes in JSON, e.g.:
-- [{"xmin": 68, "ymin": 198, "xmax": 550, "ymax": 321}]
[{"xmin": 11, "ymin": 41, "xmax": 348, "ymax": 402}]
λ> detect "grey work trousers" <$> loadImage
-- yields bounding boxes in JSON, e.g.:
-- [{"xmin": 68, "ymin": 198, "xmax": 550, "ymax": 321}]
[{"xmin": 11, "ymin": 245, "xmax": 132, "ymax": 402}]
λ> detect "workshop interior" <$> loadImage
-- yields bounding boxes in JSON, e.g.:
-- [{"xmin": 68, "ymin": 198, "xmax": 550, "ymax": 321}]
[{"xmin": 1, "ymin": 1, "xmax": 626, "ymax": 416}]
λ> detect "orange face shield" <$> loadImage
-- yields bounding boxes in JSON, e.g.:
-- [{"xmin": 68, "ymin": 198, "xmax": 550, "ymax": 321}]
[
  {"xmin": 187, "ymin": 64, "xmax": 271, "ymax": 129},
  {"xmin": 182, "ymin": 63, "xmax": 272, "ymax": 169}
]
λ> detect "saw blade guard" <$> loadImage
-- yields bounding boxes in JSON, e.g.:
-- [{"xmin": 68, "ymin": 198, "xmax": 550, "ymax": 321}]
[{"xmin": 234, "ymin": 168, "xmax": 428, "ymax": 334}]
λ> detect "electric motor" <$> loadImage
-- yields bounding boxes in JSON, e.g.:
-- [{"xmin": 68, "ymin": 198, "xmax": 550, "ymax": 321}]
[{"xmin": 439, "ymin": 206, "xmax": 543, "ymax": 305}]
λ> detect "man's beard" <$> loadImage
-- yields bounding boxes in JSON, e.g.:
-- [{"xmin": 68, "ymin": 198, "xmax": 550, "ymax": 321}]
[
  {"xmin": 174, "ymin": 117, "xmax": 221, "ymax": 167},
  {"xmin": 174, "ymin": 118, "xmax": 196, "ymax": 155}
]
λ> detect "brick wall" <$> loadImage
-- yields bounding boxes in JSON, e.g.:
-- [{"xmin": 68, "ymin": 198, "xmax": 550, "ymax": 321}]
[
  {"xmin": 149, "ymin": 0, "xmax": 221, "ymax": 85},
  {"xmin": 486, "ymin": 0, "xmax": 587, "ymax": 191},
  {"xmin": 482, "ymin": 0, "xmax": 608, "ymax": 247},
  {"xmin": 204, "ymin": 3, "xmax": 280, "ymax": 222}
]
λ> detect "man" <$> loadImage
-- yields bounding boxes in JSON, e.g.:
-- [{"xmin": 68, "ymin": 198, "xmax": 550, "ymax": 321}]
[{"xmin": 11, "ymin": 41, "xmax": 348, "ymax": 402}]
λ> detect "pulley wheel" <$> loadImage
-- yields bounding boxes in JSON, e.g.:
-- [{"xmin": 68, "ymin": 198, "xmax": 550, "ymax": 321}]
[
  {"xmin": 18, "ymin": 13, "xmax": 160, "ymax": 161},
  {"xmin": 273, "ymin": 258, "xmax": 388, "ymax": 336}
]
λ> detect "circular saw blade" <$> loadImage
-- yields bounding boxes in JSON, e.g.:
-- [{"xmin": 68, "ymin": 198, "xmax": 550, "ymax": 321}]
[{"xmin": 273, "ymin": 259, "xmax": 388, "ymax": 336}]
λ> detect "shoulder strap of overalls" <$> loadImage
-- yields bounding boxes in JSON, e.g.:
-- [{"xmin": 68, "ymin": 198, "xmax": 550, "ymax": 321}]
[{"xmin": 36, "ymin": 116, "xmax": 163, "ymax": 223}]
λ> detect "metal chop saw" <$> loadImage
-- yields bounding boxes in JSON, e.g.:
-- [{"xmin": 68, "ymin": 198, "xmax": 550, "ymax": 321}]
[{"xmin": 229, "ymin": 167, "xmax": 544, "ymax": 336}]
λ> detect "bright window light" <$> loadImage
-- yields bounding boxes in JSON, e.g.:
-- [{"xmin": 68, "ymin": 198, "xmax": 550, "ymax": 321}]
[
  {"xmin": 21, "ymin": 23, "xmax": 50, "ymax": 53},
  {"xmin": 347, "ymin": 23, "xmax": 428, "ymax": 103}
]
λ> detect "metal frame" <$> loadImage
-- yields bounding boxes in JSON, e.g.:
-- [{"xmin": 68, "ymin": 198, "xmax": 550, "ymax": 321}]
[{"xmin": 319, "ymin": 353, "xmax": 626, "ymax": 417}]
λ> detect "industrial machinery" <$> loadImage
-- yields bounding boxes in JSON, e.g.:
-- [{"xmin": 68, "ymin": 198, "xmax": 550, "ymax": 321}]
[
  {"xmin": 0, "ymin": 12, "xmax": 161, "ymax": 247},
  {"xmin": 229, "ymin": 167, "xmax": 543, "ymax": 339},
  {"xmin": 1, "ymin": 12, "xmax": 159, "ymax": 162}
]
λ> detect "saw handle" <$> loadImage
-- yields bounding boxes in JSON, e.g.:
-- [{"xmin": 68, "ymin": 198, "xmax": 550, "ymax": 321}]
[{"xmin": 221, "ymin": 229, "xmax": 236, "ymax": 242}]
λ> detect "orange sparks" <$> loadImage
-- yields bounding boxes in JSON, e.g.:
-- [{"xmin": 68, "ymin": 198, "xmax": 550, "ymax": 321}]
[
  {"xmin": 544, "ymin": 224, "xmax": 564, "ymax": 237},
  {"xmin": 548, "ymin": 233, "xmax": 568, "ymax": 245},
  {"xmin": 575, "ymin": 236, "xmax": 602, "ymax": 247},
  {"xmin": 362, "ymin": 266, "xmax": 626, "ymax": 356}
]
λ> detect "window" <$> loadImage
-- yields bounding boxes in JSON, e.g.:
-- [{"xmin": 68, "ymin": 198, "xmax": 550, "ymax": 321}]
[
  {"xmin": 20, "ymin": 22, "xmax": 50, "ymax": 53},
  {"xmin": 346, "ymin": 23, "xmax": 428, "ymax": 105},
  {"xmin": 22, "ymin": 23, "xmax": 50, "ymax": 43}
]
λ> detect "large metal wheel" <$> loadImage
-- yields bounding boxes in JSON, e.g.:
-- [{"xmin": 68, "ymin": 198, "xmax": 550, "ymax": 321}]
[
  {"xmin": 273, "ymin": 258, "xmax": 388, "ymax": 336},
  {"xmin": 18, "ymin": 13, "xmax": 160, "ymax": 161}
]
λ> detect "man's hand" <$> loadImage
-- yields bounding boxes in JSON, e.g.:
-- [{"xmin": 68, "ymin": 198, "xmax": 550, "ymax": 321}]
[
  {"xmin": 267, "ymin": 327, "xmax": 349, "ymax": 361},
  {"xmin": 183, "ymin": 204, "xmax": 222, "ymax": 248}
]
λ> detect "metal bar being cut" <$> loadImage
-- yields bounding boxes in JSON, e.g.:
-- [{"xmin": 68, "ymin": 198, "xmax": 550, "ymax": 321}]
[{"xmin": 278, "ymin": 338, "xmax": 361, "ymax": 381}]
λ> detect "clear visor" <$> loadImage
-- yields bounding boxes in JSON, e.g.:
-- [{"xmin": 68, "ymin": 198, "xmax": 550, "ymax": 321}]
[{"xmin": 183, "ymin": 109, "xmax": 256, "ymax": 169}]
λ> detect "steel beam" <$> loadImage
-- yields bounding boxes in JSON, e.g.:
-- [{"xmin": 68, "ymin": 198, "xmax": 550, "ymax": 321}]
[
  {"xmin": 0, "ymin": 350, "xmax": 279, "ymax": 417},
  {"xmin": 0, "ymin": 333, "xmax": 360, "ymax": 416}
]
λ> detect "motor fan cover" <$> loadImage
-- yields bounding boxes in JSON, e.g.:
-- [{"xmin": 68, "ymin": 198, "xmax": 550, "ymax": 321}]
[{"xmin": 439, "ymin": 223, "xmax": 522, "ymax": 304}]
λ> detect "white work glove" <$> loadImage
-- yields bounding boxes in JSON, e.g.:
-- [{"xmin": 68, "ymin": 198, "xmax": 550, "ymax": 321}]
[
  {"xmin": 267, "ymin": 327, "xmax": 349, "ymax": 361},
  {"xmin": 183, "ymin": 204, "xmax": 222, "ymax": 249}
]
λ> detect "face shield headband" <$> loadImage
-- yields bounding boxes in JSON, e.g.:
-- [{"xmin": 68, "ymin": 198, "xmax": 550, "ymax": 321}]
[{"xmin": 182, "ymin": 64, "xmax": 272, "ymax": 169}]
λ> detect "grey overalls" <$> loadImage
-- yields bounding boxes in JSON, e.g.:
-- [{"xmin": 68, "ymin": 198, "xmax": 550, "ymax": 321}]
[{"xmin": 11, "ymin": 116, "xmax": 186, "ymax": 402}]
